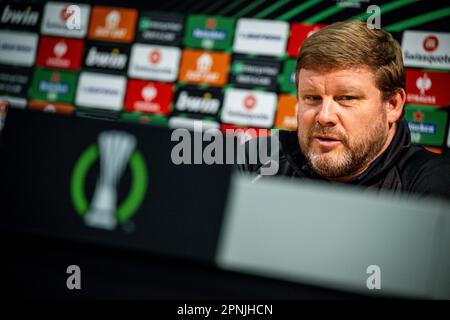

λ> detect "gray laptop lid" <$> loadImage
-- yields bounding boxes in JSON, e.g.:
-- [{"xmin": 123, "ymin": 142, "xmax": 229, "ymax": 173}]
[{"xmin": 217, "ymin": 174, "xmax": 450, "ymax": 299}]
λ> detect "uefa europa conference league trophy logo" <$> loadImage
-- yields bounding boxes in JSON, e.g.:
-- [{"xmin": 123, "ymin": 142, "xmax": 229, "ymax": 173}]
[
  {"xmin": 71, "ymin": 130, "xmax": 148, "ymax": 231},
  {"xmin": 84, "ymin": 131, "xmax": 137, "ymax": 230}
]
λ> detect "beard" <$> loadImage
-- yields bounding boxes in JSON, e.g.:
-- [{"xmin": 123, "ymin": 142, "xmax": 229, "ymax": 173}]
[{"xmin": 298, "ymin": 115, "xmax": 388, "ymax": 179}]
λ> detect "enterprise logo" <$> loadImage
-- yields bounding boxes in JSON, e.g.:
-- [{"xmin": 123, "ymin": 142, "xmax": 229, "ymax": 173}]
[
  {"xmin": 83, "ymin": 87, "xmax": 118, "ymax": 95},
  {"xmin": 233, "ymin": 18, "xmax": 289, "ymax": 57},
  {"xmin": 76, "ymin": 72, "xmax": 126, "ymax": 111},
  {"xmin": 239, "ymin": 33, "xmax": 282, "ymax": 41}
]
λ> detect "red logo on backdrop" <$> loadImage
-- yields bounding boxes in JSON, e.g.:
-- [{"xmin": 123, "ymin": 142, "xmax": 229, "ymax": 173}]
[
  {"xmin": 423, "ymin": 35, "xmax": 439, "ymax": 52},
  {"xmin": 287, "ymin": 23, "xmax": 326, "ymax": 57},
  {"xmin": 149, "ymin": 50, "xmax": 161, "ymax": 64},
  {"xmin": 413, "ymin": 110, "xmax": 424, "ymax": 122},
  {"xmin": 60, "ymin": 6, "xmax": 71, "ymax": 22},
  {"xmin": 243, "ymin": 95, "xmax": 256, "ymax": 110},
  {"xmin": 36, "ymin": 37, "xmax": 84, "ymax": 71},
  {"xmin": 124, "ymin": 79, "xmax": 173, "ymax": 115},
  {"xmin": 206, "ymin": 18, "xmax": 217, "ymax": 29},
  {"xmin": 51, "ymin": 72, "xmax": 60, "ymax": 82},
  {"xmin": 406, "ymin": 69, "xmax": 450, "ymax": 106}
]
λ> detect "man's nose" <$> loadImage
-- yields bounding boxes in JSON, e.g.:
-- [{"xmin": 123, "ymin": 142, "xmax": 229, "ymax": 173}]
[{"xmin": 316, "ymin": 97, "xmax": 338, "ymax": 126}]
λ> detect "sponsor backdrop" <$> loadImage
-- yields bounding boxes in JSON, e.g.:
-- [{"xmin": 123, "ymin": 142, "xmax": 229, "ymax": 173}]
[{"xmin": 0, "ymin": 0, "xmax": 449, "ymax": 151}]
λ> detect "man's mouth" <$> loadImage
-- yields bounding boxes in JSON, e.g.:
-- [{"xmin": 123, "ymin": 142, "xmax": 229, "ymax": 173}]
[{"xmin": 313, "ymin": 134, "xmax": 342, "ymax": 148}]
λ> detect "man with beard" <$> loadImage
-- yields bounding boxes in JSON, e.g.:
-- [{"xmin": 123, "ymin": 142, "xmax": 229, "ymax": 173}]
[{"xmin": 240, "ymin": 20, "xmax": 450, "ymax": 199}]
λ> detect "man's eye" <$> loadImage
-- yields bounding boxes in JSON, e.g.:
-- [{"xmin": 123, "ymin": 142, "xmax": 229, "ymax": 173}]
[
  {"xmin": 305, "ymin": 96, "xmax": 321, "ymax": 102},
  {"xmin": 339, "ymin": 96, "xmax": 356, "ymax": 101}
]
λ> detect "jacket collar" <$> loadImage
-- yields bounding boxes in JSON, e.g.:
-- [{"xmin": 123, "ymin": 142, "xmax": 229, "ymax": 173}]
[{"xmin": 279, "ymin": 120, "xmax": 412, "ymax": 184}]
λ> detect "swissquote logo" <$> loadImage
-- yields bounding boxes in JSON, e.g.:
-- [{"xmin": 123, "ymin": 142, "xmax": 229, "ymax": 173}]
[
  {"xmin": 243, "ymin": 95, "xmax": 257, "ymax": 110},
  {"xmin": 84, "ymin": 44, "xmax": 129, "ymax": 71},
  {"xmin": 402, "ymin": 31, "xmax": 450, "ymax": 69},
  {"xmin": 423, "ymin": 35, "xmax": 439, "ymax": 52},
  {"xmin": 128, "ymin": 44, "xmax": 181, "ymax": 82},
  {"xmin": 406, "ymin": 69, "xmax": 450, "ymax": 106},
  {"xmin": 221, "ymin": 88, "xmax": 277, "ymax": 128},
  {"xmin": 149, "ymin": 49, "xmax": 161, "ymax": 64},
  {"xmin": 70, "ymin": 131, "xmax": 147, "ymax": 230},
  {"xmin": 0, "ymin": 4, "xmax": 40, "ymax": 28},
  {"xmin": 41, "ymin": 2, "xmax": 90, "ymax": 38}
]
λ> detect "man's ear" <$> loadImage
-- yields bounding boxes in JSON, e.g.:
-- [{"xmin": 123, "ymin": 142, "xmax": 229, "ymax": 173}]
[{"xmin": 386, "ymin": 88, "xmax": 406, "ymax": 124}]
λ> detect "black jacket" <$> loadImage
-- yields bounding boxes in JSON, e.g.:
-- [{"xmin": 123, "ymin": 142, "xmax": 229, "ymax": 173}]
[{"xmin": 240, "ymin": 120, "xmax": 450, "ymax": 199}]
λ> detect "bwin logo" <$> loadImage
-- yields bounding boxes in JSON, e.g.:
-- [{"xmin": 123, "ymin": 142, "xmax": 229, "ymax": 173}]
[
  {"xmin": 71, "ymin": 131, "xmax": 148, "ymax": 231},
  {"xmin": 85, "ymin": 47, "xmax": 127, "ymax": 69},
  {"xmin": 1, "ymin": 5, "xmax": 39, "ymax": 26}
]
